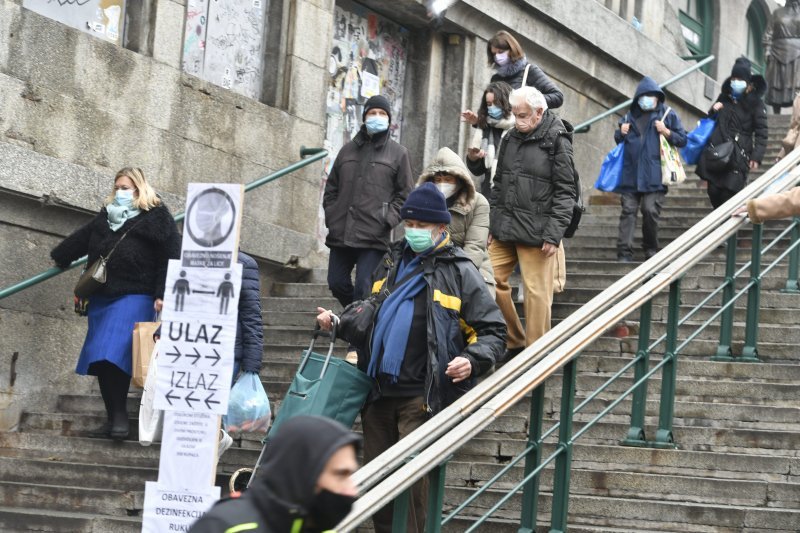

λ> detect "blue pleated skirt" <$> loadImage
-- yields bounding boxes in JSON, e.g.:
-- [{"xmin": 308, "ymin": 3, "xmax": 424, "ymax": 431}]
[{"xmin": 77, "ymin": 294, "xmax": 154, "ymax": 376}]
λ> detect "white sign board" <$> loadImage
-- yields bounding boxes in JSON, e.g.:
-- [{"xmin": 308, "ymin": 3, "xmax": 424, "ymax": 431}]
[
  {"xmin": 158, "ymin": 410, "xmax": 221, "ymax": 489},
  {"xmin": 156, "ymin": 262, "xmax": 241, "ymax": 414},
  {"xmin": 142, "ymin": 481, "xmax": 220, "ymax": 533},
  {"xmin": 181, "ymin": 183, "xmax": 244, "ymax": 269}
]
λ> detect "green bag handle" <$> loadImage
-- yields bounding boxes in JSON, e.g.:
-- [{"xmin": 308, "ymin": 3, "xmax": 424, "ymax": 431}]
[{"xmin": 300, "ymin": 317, "xmax": 339, "ymax": 380}]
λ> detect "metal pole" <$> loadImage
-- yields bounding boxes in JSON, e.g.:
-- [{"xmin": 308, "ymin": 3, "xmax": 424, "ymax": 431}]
[
  {"xmin": 391, "ymin": 488, "xmax": 410, "ymax": 532},
  {"xmin": 549, "ymin": 358, "xmax": 577, "ymax": 533},
  {"xmin": 623, "ymin": 299, "xmax": 652, "ymax": 446},
  {"xmin": 518, "ymin": 384, "xmax": 545, "ymax": 532},
  {"xmin": 742, "ymin": 224, "xmax": 763, "ymax": 361},
  {"xmin": 712, "ymin": 233, "xmax": 738, "ymax": 360},
  {"xmin": 783, "ymin": 218, "xmax": 800, "ymax": 293},
  {"xmin": 654, "ymin": 279, "xmax": 681, "ymax": 449},
  {"xmin": 425, "ymin": 462, "xmax": 447, "ymax": 533}
]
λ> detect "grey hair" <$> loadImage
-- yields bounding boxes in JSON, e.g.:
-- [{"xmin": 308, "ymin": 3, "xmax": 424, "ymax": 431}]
[{"xmin": 509, "ymin": 86, "xmax": 548, "ymax": 112}]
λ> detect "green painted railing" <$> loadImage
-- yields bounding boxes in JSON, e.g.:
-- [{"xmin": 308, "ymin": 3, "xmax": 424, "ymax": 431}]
[
  {"xmin": 574, "ymin": 54, "xmax": 714, "ymax": 134},
  {"xmin": 339, "ymin": 152, "xmax": 800, "ymax": 530},
  {"xmin": 0, "ymin": 147, "xmax": 327, "ymax": 301}
]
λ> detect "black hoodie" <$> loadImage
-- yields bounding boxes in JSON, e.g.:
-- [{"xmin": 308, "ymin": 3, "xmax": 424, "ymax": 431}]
[{"xmin": 189, "ymin": 416, "xmax": 361, "ymax": 533}]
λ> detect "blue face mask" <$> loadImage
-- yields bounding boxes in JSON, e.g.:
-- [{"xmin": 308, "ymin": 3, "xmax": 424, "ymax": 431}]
[
  {"xmin": 730, "ymin": 79, "xmax": 747, "ymax": 96},
  {"xmin": 114, "ymin": 189, "xmax": 135, "ymax": 208},
  {"xmin": 638, "ymin": 96, "xmax": 657, "ymax": 112},
  {"xmin": 487, "ymin": 105, "xmax": 504, "ymax": 119},
  {"xmin": 405, "ymin": 227, "xmax": 437, "ymax": 253},
  {"xmin": 365, "ymin": 115, "xmax": 389, "ymax": 135}
]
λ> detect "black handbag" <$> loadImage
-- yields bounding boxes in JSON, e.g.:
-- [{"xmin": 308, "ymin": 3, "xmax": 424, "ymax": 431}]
[
  {"xmin": 73, "ymin": 218, "xmax": 144, "ymax": 298},
  {"xmin": 703, "ymin": 140, "xmax": 737, "ymax": 173}
]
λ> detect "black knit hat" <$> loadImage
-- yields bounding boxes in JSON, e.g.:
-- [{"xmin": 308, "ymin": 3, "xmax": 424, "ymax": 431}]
[
  {"xmin": 731, "ymin": 57, "xmax": 753, "ymax": 83},
  {"xmin": 400, "ymin": 182, "xmax": 451, "ymax": 224},
  {"xmin": 362, "ymin": 95, "xmax": 392, "ymax": 123}
]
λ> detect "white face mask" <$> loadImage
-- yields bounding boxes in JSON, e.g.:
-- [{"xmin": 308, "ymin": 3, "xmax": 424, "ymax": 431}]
[{"xmin": 435, "ymin": 183, "xmax": 457, "ymax": 198}]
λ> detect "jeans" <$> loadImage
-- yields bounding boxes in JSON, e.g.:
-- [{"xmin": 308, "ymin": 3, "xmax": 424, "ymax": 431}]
[
  {"xmin": 617, "ymin": 191, "xmax": 666, "ymax": 258},
  {"xmin": 327, "ymin": 246, "xmax": 386, "ymax": 308}
]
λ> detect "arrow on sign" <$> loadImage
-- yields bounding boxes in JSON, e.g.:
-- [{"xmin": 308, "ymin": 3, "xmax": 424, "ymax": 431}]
[
  {"xmin": 204, "ymin": 393, "xmax": 220, "ymax": 410},
  {"xmin": 205, "ymin": 349, "xmax": 221, "ymax": 366},
  {"xmin": 186, "ymin": 347, "xmax": 201, "ymax": 365},
  {"xmin": 185, "ymin": 390, "xmax": 199, "ymax": 409},
  {"xmin": 165, "ymin": 389, "xmax": 181, "ymax": 406},
  {"xmin": 165, "ymin": 346, "xmax": 182, "ymax": 364}
]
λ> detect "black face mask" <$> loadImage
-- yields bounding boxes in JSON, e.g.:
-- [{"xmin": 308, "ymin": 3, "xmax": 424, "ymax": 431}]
[{"xmin": 307, "ymin": 489, "xmax": 357, "ymax": 531}]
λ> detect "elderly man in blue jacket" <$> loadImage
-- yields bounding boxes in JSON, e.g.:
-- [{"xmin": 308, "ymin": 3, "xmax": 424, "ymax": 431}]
[{"xmin": 615, "ymin": 76, "xmax": 687, "ymax": 262}]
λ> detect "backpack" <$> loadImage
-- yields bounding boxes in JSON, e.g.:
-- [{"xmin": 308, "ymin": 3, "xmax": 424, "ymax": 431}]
[{"xmin": 494, "ymin": 118, "xmax": 584, "ymax": 238}]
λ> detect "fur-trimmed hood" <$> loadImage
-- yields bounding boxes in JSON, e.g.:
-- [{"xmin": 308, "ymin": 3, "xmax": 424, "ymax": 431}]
[
  {"xmin": 720, "ymin": 74, "xmax": 767, "ymax": 103},
  {"xmin": 416, "ymin": 147, "xmax": 476, "ymax": 214}
]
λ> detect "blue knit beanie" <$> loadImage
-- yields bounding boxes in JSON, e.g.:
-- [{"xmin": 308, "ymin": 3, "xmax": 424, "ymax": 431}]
[{"xmin": 400, "ymin": 182, "xmax": 451, "ymax": 224}]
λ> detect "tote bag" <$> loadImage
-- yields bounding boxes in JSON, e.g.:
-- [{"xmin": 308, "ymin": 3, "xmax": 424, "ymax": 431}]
[
  {"xmin": 594, "ymin": 143, "xmax": 625, "ymax": 192},
  {"xmin": 659, "ymin": 107, "xmax": 687, "ymax": 186},
  {"xmin": 681, "ymin": 117, "xmax": 715, "ymax": 165}
]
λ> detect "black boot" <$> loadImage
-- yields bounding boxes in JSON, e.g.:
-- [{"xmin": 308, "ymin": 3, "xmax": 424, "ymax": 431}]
[
  {"xmin": 105, "ymin": 364, "xmax": 131, "ymax": 441},
  {"xmin": 87, "ymin": 367, "xmax": 112, "ymax": 439}
]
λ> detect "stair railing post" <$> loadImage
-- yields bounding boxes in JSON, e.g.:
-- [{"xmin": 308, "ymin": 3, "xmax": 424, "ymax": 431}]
[
  {"xmin": 549, "ymin": 358, "xmax": 577, "ymax": 533},
  {"xmin": 425, "ymin": 460, "xmax": 448, "ymax": 533},
  {"xmin": 654, "ymin": 279, "xmax": 681, "ymax": 449},
  {"xmin": 742, "ymin": 223, "xmax": 763, "ymax": 362},
  {"xmin": 782, "ymin": 217, "xmax": 800, "ymax": 293},
  {"xmin": 623, "ymin": 299, "xmax": 652, "ymax": 446},
  {"xmin": 518, "ymin": 384, "xmax": 545, "ymax": 533},
  {"xmin": 712, "ymin": 233, "xmax": 738, "ymax": 361},
  {"xmin": 391, "ymin": 487, "xmax": 410, "ymax": 532}
]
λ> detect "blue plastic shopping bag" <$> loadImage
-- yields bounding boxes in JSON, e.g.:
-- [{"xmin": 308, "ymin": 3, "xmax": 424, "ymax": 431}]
[
  {"xmin": 225, "ymin": 372, "xmax": 271, "ymax": 434},
  {"xmin": 594, "ymin": 143, "xmax": 625, "ymax": 192},
  {"xmin": 680, "ymin": 117, "xmax": 716, "ymax": 165}
]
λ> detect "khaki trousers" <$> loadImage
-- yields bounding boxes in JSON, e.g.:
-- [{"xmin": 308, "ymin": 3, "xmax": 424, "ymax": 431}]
[{"xmin": 491, "ymin": 238, "xmax": 556, "ymax": 349}]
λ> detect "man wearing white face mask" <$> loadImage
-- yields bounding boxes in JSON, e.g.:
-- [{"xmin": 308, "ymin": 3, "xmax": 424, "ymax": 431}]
[
  {"xmin": 323, "ymin": 95, "xmax": 414, "ymax": 343},
  {"xmin": 469, "ymin": 86, "xmax": 575, "ymax": 361},
  {"xmin": 416, "ymin": 147, "xmax": 495, "ymax": 297},
  {"xmin": 614, "ymin": 76, "xmax": 687, "ymax": 262}
]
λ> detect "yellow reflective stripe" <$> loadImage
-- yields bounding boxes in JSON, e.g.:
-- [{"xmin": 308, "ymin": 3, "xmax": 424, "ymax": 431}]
[
  {"xmin": 460, "ymin": 318, "xmax": 478, "ymax": 344},
  {"xmin": 371, "ymin": 278, "xmax": 386, "ymax": 294},
  {"xmin": 290, "ymin": 519, "xmax": 304, "ymax": 533},
  {"xmin": 433, "ymin": 289, "xmax": 461, "ymax": 312},
  {"xmin": 224, "ymin": 524, "xmax": 259, "ymax": 533}
]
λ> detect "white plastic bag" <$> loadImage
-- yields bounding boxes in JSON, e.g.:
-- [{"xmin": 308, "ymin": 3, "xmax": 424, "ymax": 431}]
[
  {"xmin": 139, "ymin": 340, "xmax": 163, "ymax": 446},
  {"xmin": 224, "ymin": 372, "xmax": 271, "ymax": 434}
]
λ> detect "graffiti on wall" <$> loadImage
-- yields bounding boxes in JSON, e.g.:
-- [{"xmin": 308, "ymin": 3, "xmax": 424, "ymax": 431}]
[
  {"xmin": 23, "ymin": 0, "xmax": 125, "ymax": 45},
  {"xmin": 318, "ymin": 0, "xmax": 409, "ymax": 248},
  {"xmin": 181, "ymin": 0, "xmax": 267, "ymax": 100}
]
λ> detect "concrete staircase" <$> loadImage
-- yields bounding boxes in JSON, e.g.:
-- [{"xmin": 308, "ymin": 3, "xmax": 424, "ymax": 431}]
[{"xmin": 1, "ymin": 115, "xmax": 798, "ymax": 532}]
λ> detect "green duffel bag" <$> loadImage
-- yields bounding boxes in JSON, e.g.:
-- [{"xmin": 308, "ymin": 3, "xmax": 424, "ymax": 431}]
[{"xmin": 268, "ymin": 322, "xmax": 374, "ymax": 438}]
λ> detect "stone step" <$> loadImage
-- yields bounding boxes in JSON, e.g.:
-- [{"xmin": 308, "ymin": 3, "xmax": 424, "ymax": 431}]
[
  {"xmin": 0, "ymin": 456, "xmax": 156, "ymax": 492},
  {"xmin": 0, "ymin": 506, "xmax": 142, "ymax": 533},
  {"xmin": 0, "ymin": 480, "xmax": 141, "ymax": 517}
]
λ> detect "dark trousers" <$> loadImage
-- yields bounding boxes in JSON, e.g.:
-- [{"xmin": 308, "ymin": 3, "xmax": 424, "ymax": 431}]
[
  {"xmin": 707, "ymin": 182, "xmax": 738, "ymax": 210},
  {"xmin": 327, "ymin": 246, "xmax": 385, "ymax": 307},
  {"xmin": 617, "ymin": 191, "xmax": 666, "ymax": 258},
  {"xmin": 362, "ymin": 396, "xmax": 429, "ymax": 533}
]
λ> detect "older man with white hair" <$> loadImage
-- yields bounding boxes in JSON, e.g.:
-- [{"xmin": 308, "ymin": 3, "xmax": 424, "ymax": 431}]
[{"xmin": 468, "ymin": 85, "xmax": 575, "ymax": 361}]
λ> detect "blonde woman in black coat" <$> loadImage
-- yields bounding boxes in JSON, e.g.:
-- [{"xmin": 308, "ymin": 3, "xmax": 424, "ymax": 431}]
[{"xmin": 51, "ymin": 168, "xmax": 181, "ymax": 440}]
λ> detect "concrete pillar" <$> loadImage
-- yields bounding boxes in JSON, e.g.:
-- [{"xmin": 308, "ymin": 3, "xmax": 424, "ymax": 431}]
[{"xmin": 152, "ymin": 0, "xmax": 185, "ymax": 68}]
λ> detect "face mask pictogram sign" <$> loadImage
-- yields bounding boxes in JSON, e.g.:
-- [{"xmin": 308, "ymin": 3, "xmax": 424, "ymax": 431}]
[{"xmin": 143, "ymin": 183, "xmax": 244, "ymax": 532}]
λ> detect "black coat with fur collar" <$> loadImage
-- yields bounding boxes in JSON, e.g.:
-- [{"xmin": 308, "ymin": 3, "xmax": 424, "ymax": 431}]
[{"xmin": 51, "ymin": 204, "xmax": 181, "ymax": 299}]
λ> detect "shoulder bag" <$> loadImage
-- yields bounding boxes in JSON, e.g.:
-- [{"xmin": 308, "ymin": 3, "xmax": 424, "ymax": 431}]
[{"xmin": 74, "ymin": 217, "xmax": 144, "ymax": 298}]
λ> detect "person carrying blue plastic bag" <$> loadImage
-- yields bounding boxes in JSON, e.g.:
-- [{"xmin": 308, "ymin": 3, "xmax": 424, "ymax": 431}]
[
  {"xmin": 681, "ymin": 117, "xmax": 716, "ymax": 165},
  {"xmin": 614, "ymin": 76, "xmax": 687, "ymax": 262},
  {"xmin": 595, "ymin": 142, "xmax": 625, "ymax": 192}
]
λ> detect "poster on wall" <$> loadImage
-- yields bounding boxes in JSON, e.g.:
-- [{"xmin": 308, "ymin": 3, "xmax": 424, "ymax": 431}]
[
  {"xmin": 23, "ymin": 0, "xmax": 126, "ymax": 45},
  {"xmin": 181, "ymin": 0, "xmax": 268, "ymax": 100},
  {"xmin": 319, "ymin": 0, "xmax": 409, "ymax": 248}
]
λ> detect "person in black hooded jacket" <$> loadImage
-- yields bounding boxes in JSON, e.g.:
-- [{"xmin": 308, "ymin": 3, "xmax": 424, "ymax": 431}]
[
  {"xmin": 697, "ymin": 57, "xmax": 769, "ymax": 209},
  {"xmin": 188, "ymin": 415, "xmax": 361, "ymax": 533}
]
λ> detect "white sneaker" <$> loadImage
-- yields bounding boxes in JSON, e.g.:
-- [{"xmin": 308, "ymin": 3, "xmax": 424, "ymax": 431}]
[{"xmin": 218, "ymin": 429, "xmax": 233, "ymax": 458}]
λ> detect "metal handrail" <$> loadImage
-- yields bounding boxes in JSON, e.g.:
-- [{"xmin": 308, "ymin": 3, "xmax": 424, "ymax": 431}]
[
  {"xmin": 348, "ymin": 147, "xmax": 800, "ymax": 499},
  {"xmin": 0, "ymin": 147, "xmax": 328, "ymax": 300},
  {"xmin": 339, "ymin": 152, "xmax": 800, "ymax": 529},
  {"xmin": 573, "ymin": 54, "xmax": 715, "ymax": 133}
]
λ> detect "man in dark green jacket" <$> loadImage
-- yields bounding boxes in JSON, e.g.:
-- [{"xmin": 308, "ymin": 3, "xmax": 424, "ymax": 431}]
[
  {"xmin": 188, "ymin": 416, "xmax": 360, "ymax": 533},
  {"xmin": 468, "ymin": 85, "xmax": 575, "ymax": 361}
]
